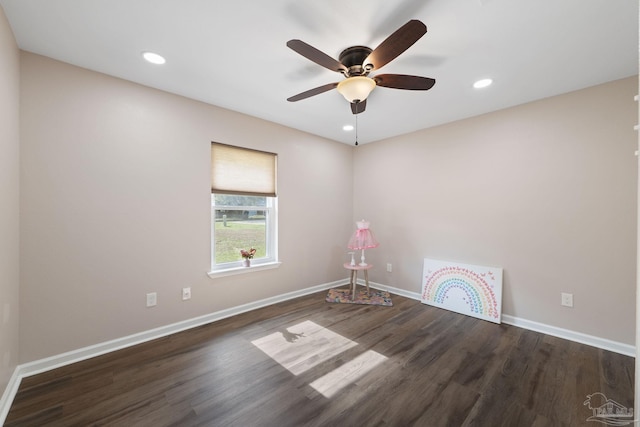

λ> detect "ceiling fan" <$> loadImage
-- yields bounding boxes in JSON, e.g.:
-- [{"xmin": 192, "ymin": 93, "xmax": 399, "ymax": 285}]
[{"xmin": 286, "ymin": 20, "xmax": 436, "ymax": 115}]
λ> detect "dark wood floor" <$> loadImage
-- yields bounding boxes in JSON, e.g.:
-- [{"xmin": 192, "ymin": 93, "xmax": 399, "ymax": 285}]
[{"xmin": 5, "ymin": 289, "xmax": 635, "ymax": 426}]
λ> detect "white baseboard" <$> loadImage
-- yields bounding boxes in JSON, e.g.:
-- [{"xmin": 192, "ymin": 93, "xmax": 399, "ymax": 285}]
[
  {"xmin": 0, "ymin": 279, "xmax": 343, "ymax": 425},
  {"xmin": 500, "ymin": 314, "xmax": 635, "ymax": 357},
  {"xmin": 0, "ymin": 367, "xmax": 21, "ymax": 425},
  {"xmin": 366, "ymin": 280, "xmax": 636, "ymax": 357},
  {"xmin": 2, "ymin": 277, "xmax": 634, "ymax": 424},
  {"xmin": 366, "ymin": 280, "xmax": 422, "ymax": 300},
  {"xmin": 19, "ymin": 279, "xmax": 345, "ymax": 379}
]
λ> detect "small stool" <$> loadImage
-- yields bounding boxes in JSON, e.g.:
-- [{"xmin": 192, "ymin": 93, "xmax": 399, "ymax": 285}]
[{"xmin": 343, "ymin": 263, "xmax": 373, "ymax": 300}]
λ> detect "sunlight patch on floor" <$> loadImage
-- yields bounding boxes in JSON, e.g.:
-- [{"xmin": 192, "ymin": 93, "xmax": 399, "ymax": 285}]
[
  {"xmin": 251, "ymin": 320, "xmax": 358, "ymax": 375},
  {"xmin": 309, "ymin": 350, "xmax": 387, "ymax": 398}
]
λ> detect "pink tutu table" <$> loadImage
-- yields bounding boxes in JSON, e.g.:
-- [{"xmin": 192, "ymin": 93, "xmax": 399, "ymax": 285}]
[{"xmin": 343, "ymin": 262, "xmax": 373, "ymax": 300}]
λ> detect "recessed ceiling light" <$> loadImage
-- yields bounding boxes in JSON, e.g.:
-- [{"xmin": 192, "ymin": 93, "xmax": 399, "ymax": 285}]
[
  {"xmin": 343, "ymin": 125, "xmax": 354, "ymax": 131},
  {"xmin": 473, "ymin": 78, "xmax": 493, "ymax": 89},
  {"xmin": 142, "ymin": 51, "xmax": 166, "ymax": 65}
]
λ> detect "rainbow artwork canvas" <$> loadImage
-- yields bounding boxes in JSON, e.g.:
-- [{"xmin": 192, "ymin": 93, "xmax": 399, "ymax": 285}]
[{"xmin": 421, "ymin": 259, "xmax": 503, "ymax": 324}]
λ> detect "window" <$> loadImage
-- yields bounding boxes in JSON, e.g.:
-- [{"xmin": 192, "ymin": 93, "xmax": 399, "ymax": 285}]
[
  {"xmin": 211, "ymin": 194, "xmax": 277, "ymax": 269},
  {"xmin": 210, "ymin": 143, "xmax": 278, "ymax": 272}
]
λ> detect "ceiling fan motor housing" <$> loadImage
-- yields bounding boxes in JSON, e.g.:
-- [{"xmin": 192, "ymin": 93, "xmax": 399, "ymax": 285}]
[{"xmin": 338, "ymin": 46, "xmax": 372, "ymax": 76}]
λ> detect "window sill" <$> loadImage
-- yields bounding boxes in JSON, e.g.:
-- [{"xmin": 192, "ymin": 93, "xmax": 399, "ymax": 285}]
[{"xmin": 207, "ymin": 261, "xmax": 282, "ymax": 279}]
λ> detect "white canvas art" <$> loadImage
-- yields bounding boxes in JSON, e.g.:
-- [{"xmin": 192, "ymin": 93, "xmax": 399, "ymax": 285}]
[{"xmin": 421, "ymin": 258, "xmax": 503, "ymax": 324}]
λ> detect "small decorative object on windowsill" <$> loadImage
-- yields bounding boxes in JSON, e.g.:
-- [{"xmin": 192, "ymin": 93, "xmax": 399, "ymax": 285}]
[{"xmin": 241, "ymin": 248, "xmax": 256, "ymax": 267}]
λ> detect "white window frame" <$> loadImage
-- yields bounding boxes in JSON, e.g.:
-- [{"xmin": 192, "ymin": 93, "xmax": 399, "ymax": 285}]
[{"xmin": 208, "ymin": 195, "xmax": 279, "ymax": 277}]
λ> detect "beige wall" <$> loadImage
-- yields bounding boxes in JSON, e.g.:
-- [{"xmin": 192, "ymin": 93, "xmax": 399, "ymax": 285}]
[
  {"xmin": 13, "ymin": 49, "xmax": 639, "ymax": 362},
  {"xmin": 0, "ymin": 5, "xmax": 20, "ymax": 391},
  {"xmin": 354, "ymin": 76, "xmax": 637, "ymax": 344},
  {"xmin": 19, "ymin": 52, "xmax": 354, "ymax": 362}
]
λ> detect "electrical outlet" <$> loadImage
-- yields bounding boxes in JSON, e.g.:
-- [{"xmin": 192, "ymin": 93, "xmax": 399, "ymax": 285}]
[
  {"xmin": 561, "ymin": 292, "xmax": 573, "ymax": 308},
  {"xmin": 386, "ymin": 263, "xmax": 393, "ymax": 272},
  {"xmin": 182, "ymin": 287, "xmax": 191, "ymax": 301},
  {"xmin": 146, "ymin": 292, "xmax": 157, "ymax": 307}
]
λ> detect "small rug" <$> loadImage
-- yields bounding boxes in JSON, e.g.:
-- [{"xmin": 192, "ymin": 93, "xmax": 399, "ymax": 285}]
[{"xmin": 325, "ymin": 288, "xmax": 393, "ymax": 306}]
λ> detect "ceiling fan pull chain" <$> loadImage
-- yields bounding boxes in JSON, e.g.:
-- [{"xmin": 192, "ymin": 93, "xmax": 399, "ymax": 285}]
[{"xmin": 355, "ymin": 113, "xmax": 359, "ymax": 146}]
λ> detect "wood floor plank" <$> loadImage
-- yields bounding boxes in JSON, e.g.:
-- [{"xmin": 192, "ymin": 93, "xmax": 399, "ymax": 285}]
[{"xmin": 5, "ymin": 291, "xmax": 635, "ymax": 426}]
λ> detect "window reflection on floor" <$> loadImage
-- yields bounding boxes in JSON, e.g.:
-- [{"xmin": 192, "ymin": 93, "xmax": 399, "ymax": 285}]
[
  {"xmin": 309, "ymin": 349, "xmax": 387, "ymax": 397},
  {"xmin": 251, "ymin": 320, "xmax": 387, "ymax": 398}
]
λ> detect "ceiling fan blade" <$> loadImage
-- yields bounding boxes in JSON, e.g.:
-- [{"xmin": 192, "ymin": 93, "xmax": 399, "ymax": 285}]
[
  {"xmin": 364, "ymin": 20, "xmax": 427, "ymax": 71},
  {"xmin": 351, "ymin": 100, "xmax": 367, "ymax": 114},
  {"xmin": 287, "ymin": 82, "xmax": 339, "ymax": 102},
  {"xmin": 287, "ymin": 39, "xmax": 348, "ymax": 73},
  {"xmin": 373, "ymin": 74, "xmax": 436, "ymax": 90}
]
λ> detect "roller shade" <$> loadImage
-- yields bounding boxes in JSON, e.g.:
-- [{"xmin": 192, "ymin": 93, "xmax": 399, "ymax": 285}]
[{"xmin": 211, "ymin": 142, "xmax": 277, "ymax": 197}]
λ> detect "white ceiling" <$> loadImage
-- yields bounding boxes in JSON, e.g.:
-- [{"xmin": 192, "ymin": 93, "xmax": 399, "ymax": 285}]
[{"xmin": 1, "ymin": 0, "xmax": 637, "ymax": 145}]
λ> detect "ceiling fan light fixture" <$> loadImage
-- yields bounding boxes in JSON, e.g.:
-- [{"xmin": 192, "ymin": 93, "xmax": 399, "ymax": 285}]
[{"xmin": 337, "ymin": 76, "xmax": 376, "ymax": 103}]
